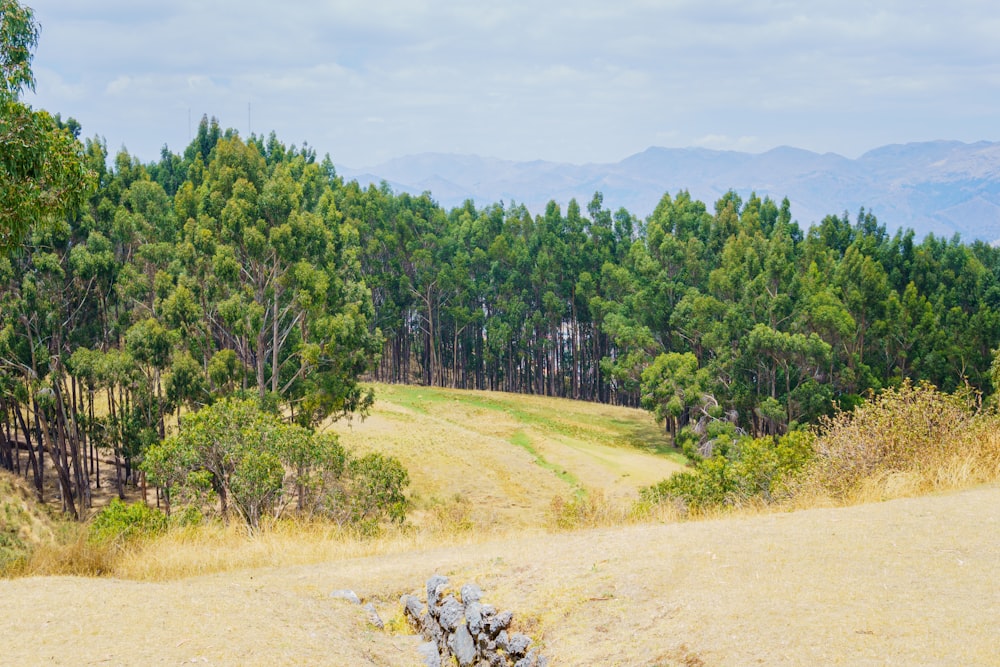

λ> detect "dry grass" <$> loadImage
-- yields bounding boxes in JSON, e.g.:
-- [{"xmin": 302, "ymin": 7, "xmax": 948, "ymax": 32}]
[
  {"xmin": 4, "ymin": 485, "xmax": 999, "ymax": 665},
  {"xmin": 0, "ymin": 470, "xmax": 59, "ymax": 569},
  {"xmin": 325, "ymin": 383, "xmax": 685, "ymax": 530},
  {"xmin": 9, "ymin": 526, "xmax": 117, "ymax": 577},
  {"xmin": 804, "ymin": 382, "xmax": 1000, "ymax": 505},
  {"xmin": 104, "ymin": 517, "xmax": 544, "ymax": 582}
]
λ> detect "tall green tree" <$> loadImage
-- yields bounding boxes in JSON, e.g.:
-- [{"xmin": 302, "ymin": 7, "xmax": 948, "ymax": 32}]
[{"xmin": 0, "ymin": 0, "xmax": 92, "ymax": 253}]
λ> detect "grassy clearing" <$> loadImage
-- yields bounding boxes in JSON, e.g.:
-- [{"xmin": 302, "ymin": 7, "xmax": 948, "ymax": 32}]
[{"xmin": 325, "ymin": 383, "xmax": 685, "ymax": 530}]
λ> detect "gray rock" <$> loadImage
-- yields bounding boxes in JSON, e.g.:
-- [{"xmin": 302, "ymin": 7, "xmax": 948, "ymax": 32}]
[
  {"xmin": 485, "ymin": 610, "xmax": 513, "ymax": 637},
  {"xmin": 513, "ymin": 649, "xmax": 537, "ymax": 667},
  {"xmin": 448, "ymin": 624, "xmax": 477, "ymax": 667},
  {"xmin": 438, "ymin": 595, "xmax": 465, "ymax": 632},
  {"xmin": 417, "ymin": 641, "xmax": 442, "ymax": 667},
  {"xmin": 362, "ymin": 602, "xmax": 384, "ymax": 629},
  {"xmin": 402, "ymin": 594, "xmax": 425, "ymax": 623},
  {"xmin": 421, "ymin": 614, "xmax": 443, "ymax": 644},
  {"xmin": 465, "ymin": 601, "xmax": 484, "ymax": 635},
  {"xmin": 480, "ymin": 604, "xmax": 496, "ymax": 617},
  {"xmin": 460, "ymin": 582, "xmax": 483, "ymax": 604},
  {"xmin": 507, "ymin": 632, "xmax": 532, "ymax": 658},
  {"xmin": 496, "ymin": 630, "xmax": 509, "ymax": 652},
  {"xmin": 536, "ymin": 654, "xmax": 549, "ymax": 667},
  {"xmin": 427, "ymin": 574, "xmax": 449, "ymax": 608},
  {"xmin": 329, "ymin": 589, "xmax": 360, "ymax": 605}
]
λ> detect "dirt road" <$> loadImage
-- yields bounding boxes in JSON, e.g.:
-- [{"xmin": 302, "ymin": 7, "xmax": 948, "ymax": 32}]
[{"xmin": 3, "ymin": 485, "xmax": 998, "ymax": 666}]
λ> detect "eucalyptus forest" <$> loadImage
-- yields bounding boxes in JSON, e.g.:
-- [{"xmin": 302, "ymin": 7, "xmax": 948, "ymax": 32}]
[
  {"xmin": 4, "ymin": 0, "xmax": 1000, "ymax": 530},
  {"xmin": 3, "ymin": 109, "xmax": 1000, "ymax": 521}
]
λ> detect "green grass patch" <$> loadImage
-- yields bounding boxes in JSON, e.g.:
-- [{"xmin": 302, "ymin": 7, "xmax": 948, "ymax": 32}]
[
  {"xmin": 509, "ymin": 430, "xmax": 579, "ymax": 488},
  {"xmin": 377, "ymin": 383, "xmax": 682, "ymax": 461}
]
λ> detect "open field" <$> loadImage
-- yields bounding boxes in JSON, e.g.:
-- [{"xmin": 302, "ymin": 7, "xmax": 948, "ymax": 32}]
[
  {"xmin": 2, "ymin": 484, "xmax": 998, "ymax": 665},
  {"xmin": 324, "ymin": 384, "xmax": 686, "ymax": 529}
]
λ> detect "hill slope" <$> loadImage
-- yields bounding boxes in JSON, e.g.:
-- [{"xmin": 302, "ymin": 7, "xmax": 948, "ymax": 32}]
[
  {"xmin": 326, "ymin": 384, "xmax": 685, "ymax": 528},
  {"xmin": 2, "ymin": 485, "xmax": 997, "ymax": 665}
]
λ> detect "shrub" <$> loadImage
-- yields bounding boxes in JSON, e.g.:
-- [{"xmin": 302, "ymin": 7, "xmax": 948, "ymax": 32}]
[
  {"xmin": 142, "ymin": 398, "xmax": 411, "ymax": 533},
  {"xmin": 810, "ymin": 380, "xmax": 981, "ymax": 499},
  {"xmin": 641, "ymin": 431, "xmax": 815, "ymax": 514},
  {"xmin": 347, "ymin": 452, "xmax": 409, "ymax": 531},
  {"xmin": 89, "ymin": 499, "xmax": 168, "ymax": 546}
]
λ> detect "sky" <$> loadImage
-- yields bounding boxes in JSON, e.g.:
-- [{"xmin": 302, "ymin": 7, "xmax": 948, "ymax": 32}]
[{"xmin": 21, "ymin": 1, "xmax": 1000, "ymax": 168}]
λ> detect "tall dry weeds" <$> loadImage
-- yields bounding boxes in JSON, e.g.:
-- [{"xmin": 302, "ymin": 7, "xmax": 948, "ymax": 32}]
[{"xmin": 807, "ymin": 381, "xmax": 1000, "ymax": 503}]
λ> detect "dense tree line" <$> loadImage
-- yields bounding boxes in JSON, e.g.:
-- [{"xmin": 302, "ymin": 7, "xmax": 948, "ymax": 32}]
[
  {"xmin": 4, "ymin": 113, "xmax": 1000, "ymax": 515},
  {"xmin": 348, "ymin": 180, "xmax": 1000, "ymax": 446},
  {"xmin": 1, "ymin": 119, "xmax": 380, "ymax": 517}
]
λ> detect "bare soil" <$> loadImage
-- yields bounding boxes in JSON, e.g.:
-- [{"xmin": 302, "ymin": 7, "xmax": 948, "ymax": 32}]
[{"xmin": 3, "ymin": 484, "xmax": 998, "ymax": 666}]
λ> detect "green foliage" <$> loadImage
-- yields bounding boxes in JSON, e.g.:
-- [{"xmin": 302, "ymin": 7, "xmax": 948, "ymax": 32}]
[
  {"xmin": 641, "ymin": 352, "xmax": 710, "ymax": 435},
  {"xmin": 346, "ymin": 453, "xmax": 409, "ymax": 530},
  {"xmin": 0, "ymin": 0, "xmax": 37, "ymax": 100},
  {"xmin": 0, "ymin": 2, "xmax": 93, "ymax": 253},
  {"xmin": 141, "ymin": 398, "xmax": 408, "ymax": 532},
  {"xmin": 642, "ymin": 431, "xmax": 815, "ymax": 513},
  {"xmin": 88, "ymin": 499, "xmax": 168, "ymax": 546}
]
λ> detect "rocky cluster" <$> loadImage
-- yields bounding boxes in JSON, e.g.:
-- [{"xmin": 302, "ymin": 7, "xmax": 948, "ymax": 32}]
[{"xmin": 401, "ymin": 574, "xmax": 548, "ymax": 667}]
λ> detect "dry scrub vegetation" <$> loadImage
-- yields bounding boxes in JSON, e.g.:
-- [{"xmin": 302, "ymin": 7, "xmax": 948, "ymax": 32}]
[{"xmin": 808, "ymin": 381, "xmax": 1000, "ymax": 502}]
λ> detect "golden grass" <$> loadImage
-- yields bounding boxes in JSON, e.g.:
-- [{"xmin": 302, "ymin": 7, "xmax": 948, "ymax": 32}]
[
  {"xmin": 803, "ymin": 383, "xmax": 1000, "ymax": 505},
  {"xmin": 9, "ymin": 526, "xmax": 116, "ymax": 577},
  {"xmin": 103, "ymin": 518, "xmax": 545, "ymax": 582},
  {"xmin": 325, "ymin": 383, "xmax": 685, "ymax": 529},
  {"xmin": 0, "ymin": 471, "xmax": 60, "ymax": 572}
]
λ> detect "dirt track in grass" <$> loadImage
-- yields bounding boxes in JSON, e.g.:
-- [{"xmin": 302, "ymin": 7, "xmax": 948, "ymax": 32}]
[{"xmin": 3, "ymin": 484, "xmax": 998, "ymax": 666}]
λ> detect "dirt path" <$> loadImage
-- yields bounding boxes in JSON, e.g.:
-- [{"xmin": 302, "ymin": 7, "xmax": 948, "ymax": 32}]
[{"xmin": 3, "ymin": 485, "xmax": 998, "ymax": 666}]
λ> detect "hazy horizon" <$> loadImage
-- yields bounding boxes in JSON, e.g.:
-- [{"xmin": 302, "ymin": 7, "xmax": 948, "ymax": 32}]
[{"xmin": 22, "ymin": 2, "xmax": 1000, "ymax": 167}]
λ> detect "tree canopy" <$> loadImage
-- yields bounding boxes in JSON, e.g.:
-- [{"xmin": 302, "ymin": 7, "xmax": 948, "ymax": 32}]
[
  {"xmin": 4, "ymin": 80, "xmax": 1000, "ymax": 521},
  {"xmin": 1, "ymin": 1, "xmax": 92, "ymax": 254}
]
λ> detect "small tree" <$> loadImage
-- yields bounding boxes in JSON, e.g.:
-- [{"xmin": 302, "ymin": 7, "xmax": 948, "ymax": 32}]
[
  {"xmin": 142, "ymin": 397, "xmax": 408, "ymax": 531},
  {"xmin": 640, "ymin": 352, "xmax": 712, "ymax": 438}
]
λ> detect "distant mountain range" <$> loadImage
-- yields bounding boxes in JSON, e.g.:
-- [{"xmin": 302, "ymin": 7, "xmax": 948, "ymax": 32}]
[{"xmin": 337, "ymin": 140, "xmax": 1000, "ymax": 243}]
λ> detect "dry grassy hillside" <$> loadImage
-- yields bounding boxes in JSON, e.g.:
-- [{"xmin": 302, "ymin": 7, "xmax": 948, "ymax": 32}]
[
  {"xmin": 0, "ymin": 471, "xmax": 58, "ymax": 565},
  {"xmin": 2, "ymin": 485, "xmax": 997, "ymax": 665},
  {"xmin": 4, "ymin": 385, "xmax": 999, "ymax": 665},
  {"xmin": 325, "ymin": 384, "xmax": 686, "ymax": 529}
]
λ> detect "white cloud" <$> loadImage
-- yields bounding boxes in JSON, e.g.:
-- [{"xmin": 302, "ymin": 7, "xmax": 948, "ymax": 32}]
[{"xmin": 20, "ymin": 0, "xmax": 1000, "ymax": 165}]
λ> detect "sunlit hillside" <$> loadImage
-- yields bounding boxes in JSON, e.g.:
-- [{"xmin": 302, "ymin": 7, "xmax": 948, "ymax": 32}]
[{"xmin": 325, "ymin": 383, "xmax": 686, "ymax": 529}]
